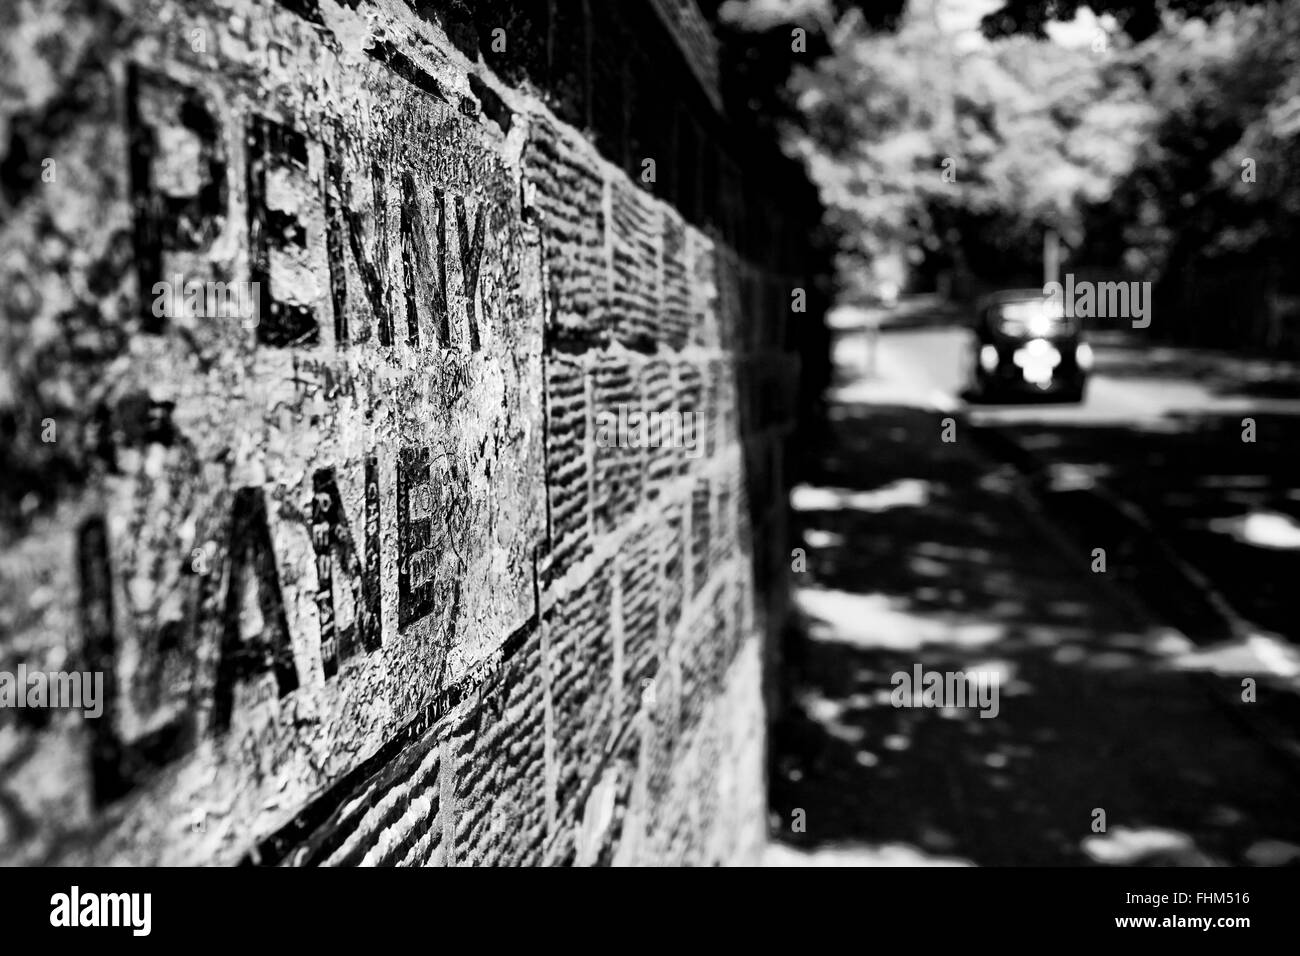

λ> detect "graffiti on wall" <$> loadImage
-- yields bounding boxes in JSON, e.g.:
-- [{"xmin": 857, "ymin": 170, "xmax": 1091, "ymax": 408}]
[{"xmin": 1, "ymin": 0, "xmax": 544, "ymax": 862}]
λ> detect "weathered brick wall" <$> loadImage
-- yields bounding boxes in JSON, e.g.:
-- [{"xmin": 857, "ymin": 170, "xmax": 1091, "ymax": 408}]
[{"xmin": 0, "ymin": 0, "xmax": 816, "ymax": 865}]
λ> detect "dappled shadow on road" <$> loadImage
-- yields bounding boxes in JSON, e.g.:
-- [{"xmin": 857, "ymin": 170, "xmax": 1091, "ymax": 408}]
[
  {"xmin": 769, "ymin": 402, "xmax": 1300, "ymax": 866},
  {"xmin": 970, "ymin": 410, "xmax": 1300, "ymax": 647}
]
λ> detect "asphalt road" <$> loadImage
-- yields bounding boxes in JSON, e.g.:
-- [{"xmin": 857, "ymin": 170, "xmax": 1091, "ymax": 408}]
[
  {"xmin": 838, "ymin": 308, "xmax": 1300, "ymax": 656},
  {"xmin": 767, "ymin": 303, "xmax": 1300, "ymax": 865}
]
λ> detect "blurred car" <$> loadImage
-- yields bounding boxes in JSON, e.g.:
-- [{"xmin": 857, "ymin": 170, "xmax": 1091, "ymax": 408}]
[{"xmin": 967, "ymin": 289, "xmax": 1092, "ymax": 402}]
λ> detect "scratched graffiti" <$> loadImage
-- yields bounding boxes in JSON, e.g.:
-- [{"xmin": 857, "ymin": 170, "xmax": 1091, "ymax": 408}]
[{"xmin": 0, "ymin": 0, "xmax": 544, "ymax": 864}]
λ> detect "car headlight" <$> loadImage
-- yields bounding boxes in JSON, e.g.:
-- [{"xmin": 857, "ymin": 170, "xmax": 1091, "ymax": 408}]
[
  {"xmin": 1026, "ymin": 313, "xmax": 1055, "ymax": 338},
  {"xmin": 979, "ymin": 345, "xmax": 999, "ymax": 372},
  {"xmin": 1076, "ymin": 342, "xmax": 1094, "ymax": 371}
]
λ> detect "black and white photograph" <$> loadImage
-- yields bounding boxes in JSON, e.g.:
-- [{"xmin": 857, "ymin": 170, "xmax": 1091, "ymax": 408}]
[{"xmin": 0, "ymin": 0, "xmax": 1296, "ymax": 929}]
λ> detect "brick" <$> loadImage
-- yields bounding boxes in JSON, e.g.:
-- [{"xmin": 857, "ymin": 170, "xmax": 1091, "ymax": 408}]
[
  {"xmin": 452, "ymin": 631, "xmax": 547, "ymax": 866},
  {"xmin": 710, "ymin": 471, "xmax": 734, "ymax": 572},
  {"xmin": 293, "ymin": 726, "xmax": 448, "ymax": 867},
  {"xmin": 546, "ymin": 563, "xmax": 615, "ymax": 815},
  {"xmin": 688, "ymin": 715, "xmax": 722, "ymax": 859},
  {"xmin": 609, "ymin": 178, "xmax": 660, "ymax": 350},
  {"xmin": 704, "ymin": 356, "xmax": 724, "ymax": 457},
  {"xmin": 679, "ymin": 599, "xmax": 723, "ymax": 732},
  {"xmin": 592, "ymin": 757, "xmax": 636, "ymax": 866},
  {"xmin": 544, "ymin": 354, "xmax": 591, "ymax": 577},
  {"xmin": 639, "ymin": 358, "xmax": 677, "ymax": 494},
  {"xmin": 592, "ymin": 352, "xmax": 642, "ymax": 532},
  {"xmin": 641, "ymin": 650, "xmax": 679, "ymax": 860},
  {"xmin": 662, "ymin": 502, "xmax": 687, "ymax": 634},
  {"xmin": 690, "ymin": 227, "xmax": 720, "ymax": 348},
  {"xmin": 674, "ymin": 360, "xmax": 703, "ymax": 476},
  {"xmin": 690, "ymin": 475, "xmax": 711, "ymax": 599},
  {"xmin": 524, "ymin": 115, "xmax": 607, "ymax": 345},
  {"xmin": 619, "ymin": 521, "xmax": 663, "ymax": 721},
  {"xmin": 660, "ymin": 210, "xmax": 692, "ymax": 350}
]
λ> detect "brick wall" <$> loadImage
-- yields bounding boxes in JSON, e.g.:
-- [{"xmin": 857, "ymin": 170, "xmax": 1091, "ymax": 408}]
[{"xmin": 0, "ymin": 0, "xmax": 818, "ymax": 865}]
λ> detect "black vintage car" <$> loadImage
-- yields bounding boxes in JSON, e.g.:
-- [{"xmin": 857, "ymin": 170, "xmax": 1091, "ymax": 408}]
[{"xmin": 967, "ymin": 289, "xmax": 1092, "ymax": 402}]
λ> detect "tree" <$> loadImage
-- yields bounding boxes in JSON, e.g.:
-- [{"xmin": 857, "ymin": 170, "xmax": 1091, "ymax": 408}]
[
  {"xmin": 728, "ymin": 0, "xmax": 1150, "ymax": 297},
  {"xmin": 979, "ymin": 0, "xmax": 1271, "ymax": 42}
]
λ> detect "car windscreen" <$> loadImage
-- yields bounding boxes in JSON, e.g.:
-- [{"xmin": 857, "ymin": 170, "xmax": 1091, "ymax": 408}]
[{"xmin": 991, "ymin": 298, "xmax": 1075, "ymax": 337}]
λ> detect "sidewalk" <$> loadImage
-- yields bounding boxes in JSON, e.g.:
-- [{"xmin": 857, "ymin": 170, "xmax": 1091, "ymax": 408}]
[{"xmin": 765, "ymin": 345, "xmax": 1300, "ymax": 866}]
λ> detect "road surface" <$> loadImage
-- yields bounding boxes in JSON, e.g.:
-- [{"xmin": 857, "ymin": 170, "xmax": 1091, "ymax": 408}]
[
  {"xmin": 767, "ymin": 302, "xmax": 1300, "ymax": 866},
  {"xmin": 841, "ymin": 308, "xmax": 1300, "ymax": 654}
]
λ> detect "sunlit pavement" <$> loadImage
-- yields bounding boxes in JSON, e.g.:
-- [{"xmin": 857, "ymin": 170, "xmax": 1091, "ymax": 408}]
[{"xmin": 766, "ymin": 303, "xmax": 1300, "ymax": 866}]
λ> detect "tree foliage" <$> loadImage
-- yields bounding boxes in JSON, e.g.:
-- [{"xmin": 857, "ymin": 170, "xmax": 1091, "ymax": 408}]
[
  {"xmin": 720, "ymin": 0, "xmax": 1300, "ymax": 306},
  {"xmin": 979, "ymin": 0, "xmax": 1271, "ymax": 41}
]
